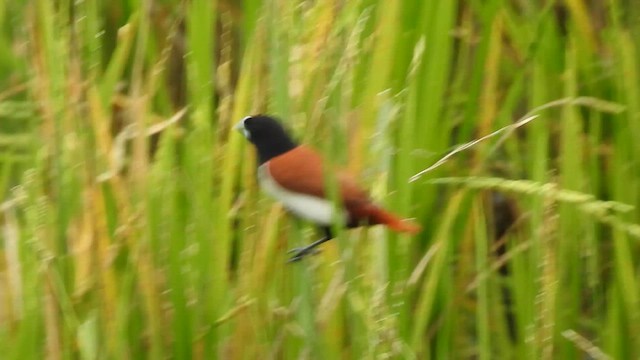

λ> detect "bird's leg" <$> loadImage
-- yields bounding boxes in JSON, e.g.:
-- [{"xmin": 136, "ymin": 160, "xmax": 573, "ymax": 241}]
[{"xmin": 287, "ymin": 227, "xmax": 334, "ymax": 263}]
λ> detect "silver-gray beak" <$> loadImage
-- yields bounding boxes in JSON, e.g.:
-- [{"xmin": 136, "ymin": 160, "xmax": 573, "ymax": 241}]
[
  {"xmin": 234, "ymin": 119, "xmax": 245, "ymax": 132},
  {"xmin": 235, "ymin": 116, "xmax": 252, "ymax": 139}
]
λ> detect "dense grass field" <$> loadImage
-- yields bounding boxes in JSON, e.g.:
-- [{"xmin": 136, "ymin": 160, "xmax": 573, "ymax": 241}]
[{"xmin": 1, "ymin": 0, "xmax": 640, "ymax": 358}]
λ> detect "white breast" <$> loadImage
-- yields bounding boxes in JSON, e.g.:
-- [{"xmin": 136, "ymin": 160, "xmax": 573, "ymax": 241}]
[{"xmin": 257, "ymin": 164, "xmax": 345, "ymax": 226}]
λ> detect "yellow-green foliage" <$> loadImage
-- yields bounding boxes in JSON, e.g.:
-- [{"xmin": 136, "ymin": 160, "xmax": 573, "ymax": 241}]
[{"xmin": 0, "ymin": 0, "xmax": 639, "ymax": 358}]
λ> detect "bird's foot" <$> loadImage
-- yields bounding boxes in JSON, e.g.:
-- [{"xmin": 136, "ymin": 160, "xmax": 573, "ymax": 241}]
[{"xmin": 287, "ymin": 246, "xmax": 320, "ymax": 263}]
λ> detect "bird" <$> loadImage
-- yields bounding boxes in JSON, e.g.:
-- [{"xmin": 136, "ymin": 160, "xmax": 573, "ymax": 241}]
[{"xmin": 236, "ymin": 115, "xmax": 420, "ymax": 262}]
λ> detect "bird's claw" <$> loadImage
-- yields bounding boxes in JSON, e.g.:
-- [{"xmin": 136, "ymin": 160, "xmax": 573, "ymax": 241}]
[{"xmin": 287, "ymin": 247, "xmax": 320, "ymax": 263}]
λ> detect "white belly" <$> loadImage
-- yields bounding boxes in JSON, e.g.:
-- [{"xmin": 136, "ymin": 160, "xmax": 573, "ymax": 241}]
[{"xmin": 257, "ymin": 165, "xmax": 345, "ymax": 226}]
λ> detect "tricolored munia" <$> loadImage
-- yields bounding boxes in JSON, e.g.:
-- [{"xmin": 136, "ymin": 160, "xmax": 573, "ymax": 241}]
[{"xmin": 236, "ymin": 115, "xmax": 420, "ymax": 262}]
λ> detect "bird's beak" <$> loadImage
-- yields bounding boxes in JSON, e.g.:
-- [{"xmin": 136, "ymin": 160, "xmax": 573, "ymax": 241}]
[
  {"xmin": 235, "ymin": 116, "xmax": 251, "ymax": 139},
  {"xmin": 234, "ymin": 119, "xmax": 245, "ymax": 132}
]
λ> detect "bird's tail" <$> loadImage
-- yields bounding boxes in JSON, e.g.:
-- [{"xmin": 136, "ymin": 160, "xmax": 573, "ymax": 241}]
[{"xmin": 366, "ymin": 205, "xmax": 421, "ymax": 235}]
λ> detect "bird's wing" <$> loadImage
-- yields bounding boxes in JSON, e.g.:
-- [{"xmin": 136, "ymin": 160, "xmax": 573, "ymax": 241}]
[
  {"xmin": 267, "ymin": 145, "xmax": 420, "ymax": 234},
  {"xmin": 266, "ymin": 146, "xmax": 370, "ymax": 207}
]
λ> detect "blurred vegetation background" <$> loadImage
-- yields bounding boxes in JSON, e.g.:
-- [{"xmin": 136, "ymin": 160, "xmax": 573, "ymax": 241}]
[{"xmin": 1, "ymin": 0, "xmax": 639, "ymax": 358}]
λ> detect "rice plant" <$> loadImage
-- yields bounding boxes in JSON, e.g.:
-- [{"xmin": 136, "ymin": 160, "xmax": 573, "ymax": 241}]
[{"xmin": 0, "ymin": 0, "xmax": 639, "ymax": 358}]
